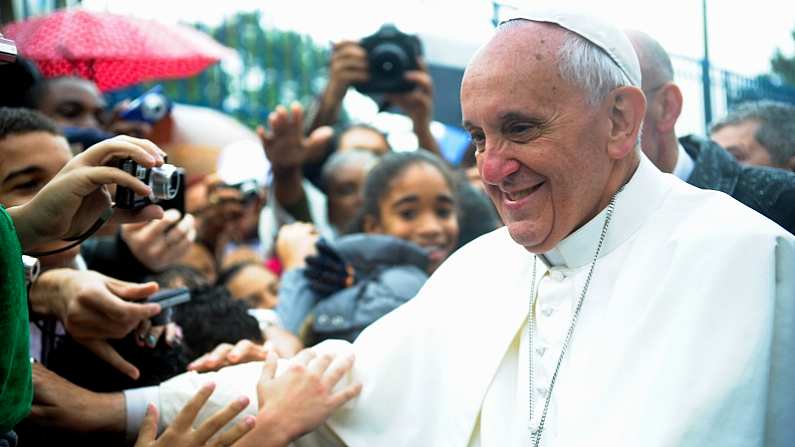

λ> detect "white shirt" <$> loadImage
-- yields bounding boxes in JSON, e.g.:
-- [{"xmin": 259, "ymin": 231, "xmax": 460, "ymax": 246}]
[{"xmin": 672, "ymin": 142, "xmax": 695, "ymax": 181}]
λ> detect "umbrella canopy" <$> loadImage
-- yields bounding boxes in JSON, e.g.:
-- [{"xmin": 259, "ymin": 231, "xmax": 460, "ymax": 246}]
[{"xmin": 3, "ymin": 8, "xmax": 236, "ymax": 91}]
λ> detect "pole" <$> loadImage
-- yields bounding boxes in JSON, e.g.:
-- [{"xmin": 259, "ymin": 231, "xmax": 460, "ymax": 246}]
[{"xmin": 701, "ymin": 0, "xmax": 713, "ymax": 129}]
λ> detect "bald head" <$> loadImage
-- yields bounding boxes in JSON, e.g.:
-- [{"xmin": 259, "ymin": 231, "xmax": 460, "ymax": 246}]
[
  {"xmin": 625, "ymin": 30, "xmax": 683, "ymax": 174},
  {"xmin": 626, "ymin": 30, "xmax": 673, "ymax": 93}
]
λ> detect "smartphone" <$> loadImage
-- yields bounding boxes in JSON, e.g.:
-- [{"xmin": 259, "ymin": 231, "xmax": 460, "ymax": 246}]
[{"xmin": 148, "ymin": 287, "xmax": 190, "ymax": 325}]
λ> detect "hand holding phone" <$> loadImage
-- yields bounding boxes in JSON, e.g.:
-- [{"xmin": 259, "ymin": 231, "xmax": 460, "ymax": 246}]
[{"xmin": 148, "ymin": 287, "xmax": 190, "ymax": 325}]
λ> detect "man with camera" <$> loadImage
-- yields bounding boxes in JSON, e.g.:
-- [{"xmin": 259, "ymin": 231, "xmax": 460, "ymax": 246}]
[{"xmin": 307, "ymin": 26, "xmax": 441, "ymax": 156}]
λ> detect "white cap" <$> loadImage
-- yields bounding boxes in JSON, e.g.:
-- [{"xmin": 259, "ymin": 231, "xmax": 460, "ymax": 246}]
[{"xmin": 501, "ymin": 8, "xmax": 641, "ymax": 87}]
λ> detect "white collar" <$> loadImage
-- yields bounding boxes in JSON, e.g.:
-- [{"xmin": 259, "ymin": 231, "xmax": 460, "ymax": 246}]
[
  {"xmin": 540, "ymin": 154, "xmax": 669, "ymax": 269},
  {"xmin": 672, "ymin": 142, "xmax": 695, "ymax": 181}
]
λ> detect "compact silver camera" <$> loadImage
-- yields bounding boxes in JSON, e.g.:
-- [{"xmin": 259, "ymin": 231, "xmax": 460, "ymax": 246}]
[{"xmin": 114, "ymin": 158, "xmax": 183, "ymax": 210}]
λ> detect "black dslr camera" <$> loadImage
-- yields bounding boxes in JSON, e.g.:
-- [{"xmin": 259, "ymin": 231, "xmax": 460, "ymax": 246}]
[
  {"xmin": 115, "ymin": 157, "xmax": 185, "ymax": 212},
  {"xmin": 354, "ymin": 24, "xmax": 423, "ymax": 95}
]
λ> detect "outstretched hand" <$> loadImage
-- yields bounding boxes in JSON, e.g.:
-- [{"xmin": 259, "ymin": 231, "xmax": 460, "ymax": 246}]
[
  {"xmin": 134, "ymin": 382, "xmax": 255, "ymax": 447},
  {"xmin": 187, "ymin": 340, "xmax": 269, "ymax": 373},
  {"xmin": 257, "ymin": 102, "xmax": 333, "ymax": 171},
  {"xmin": 234, "ymin": 349, "xmax": 361, "ymax": 447}
]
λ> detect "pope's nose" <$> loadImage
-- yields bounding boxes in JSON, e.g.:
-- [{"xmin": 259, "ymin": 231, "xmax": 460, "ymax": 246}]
[{"xmin": 479, "ymin": 150, "xmax": 521, "ymax": 186}]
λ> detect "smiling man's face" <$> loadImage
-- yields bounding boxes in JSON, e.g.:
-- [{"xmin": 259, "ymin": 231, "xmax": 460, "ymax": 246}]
[{"xmin": 462, "ymin": 22, "xmax": 617, "ymax": 253}]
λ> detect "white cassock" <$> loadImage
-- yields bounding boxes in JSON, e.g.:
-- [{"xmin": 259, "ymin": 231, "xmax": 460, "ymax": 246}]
[{"xmin": 153, "ymin": 155, "xmax": 795, "ymax": 446}]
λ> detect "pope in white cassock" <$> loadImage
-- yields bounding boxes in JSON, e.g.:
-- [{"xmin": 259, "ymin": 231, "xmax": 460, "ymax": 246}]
[{"xmin": 149, "ymin": 9, "xmax": 794, "ymax": 447}]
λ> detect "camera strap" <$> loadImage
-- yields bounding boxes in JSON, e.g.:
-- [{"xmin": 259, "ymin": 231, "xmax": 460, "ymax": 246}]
[{"xmin": 25, "ymin": 207, "xmax": 113, "ymax": 257}]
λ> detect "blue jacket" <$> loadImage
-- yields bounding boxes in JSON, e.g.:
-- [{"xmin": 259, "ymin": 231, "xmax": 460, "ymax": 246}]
[{"xmin": 276, "ymin": 234, "xmax": 429, "ymax": 344}]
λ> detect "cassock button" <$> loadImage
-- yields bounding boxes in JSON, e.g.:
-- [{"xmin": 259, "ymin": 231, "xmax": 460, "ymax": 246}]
[
  {"xmin": 536, "ymin": 346, "xmax": 547, "ymax": 357},
  {"xmin": 550, "ymin": 270, "xmax": 565, "ymax": 281},
  {"xmin": 542, "ymin": 307, "xmax": 554, "ymax": 317}
]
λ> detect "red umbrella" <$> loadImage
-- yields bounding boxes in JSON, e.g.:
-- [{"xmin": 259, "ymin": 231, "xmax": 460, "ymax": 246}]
[{"xmin": 2, "ymin": 8, "xmax": 236, "ymax": 92}]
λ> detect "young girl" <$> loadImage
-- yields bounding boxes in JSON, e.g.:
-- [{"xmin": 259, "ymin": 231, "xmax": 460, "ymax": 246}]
[{"xmin": 276, "ymin": 150, "xmax": 460, "ymax": 344}]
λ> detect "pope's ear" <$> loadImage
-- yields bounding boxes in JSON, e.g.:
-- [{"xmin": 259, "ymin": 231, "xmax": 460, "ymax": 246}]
[
  {"xmin": 654, "ymin": 83, "xmax": 683, "ymax": 133},
  {"xmin": 606, "ymin": 86, "xmax": 645, "ymax": 160}
]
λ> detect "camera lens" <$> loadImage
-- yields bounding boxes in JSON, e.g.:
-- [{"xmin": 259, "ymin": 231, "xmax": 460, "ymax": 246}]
[
  {"xmin": 370, "ymin": 43, "xmax": 409, "ymax": 78},
  {"xmin": 149, "ymin": 163, "xmax": 180, "ymax": 201}
]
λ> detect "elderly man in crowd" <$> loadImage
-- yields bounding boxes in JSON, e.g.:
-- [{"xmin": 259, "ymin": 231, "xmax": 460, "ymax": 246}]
[
  {"xmin": 39, "ymin": 9, "xmax": 794, "ymax": 447},
  {"xmin": 709, "ymin": 100, "xmax": 795, "ymax": 171},
  {"xmin": 626, "ymin": 31, "xmax": 795, "ymax": 235}
]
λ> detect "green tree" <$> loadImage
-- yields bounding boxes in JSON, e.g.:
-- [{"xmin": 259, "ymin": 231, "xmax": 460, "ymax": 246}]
[
  {"xmin": 771, "ymin": 28, "xmax": 795, "ymax": 86},
  {"xmin": 154, "ymin": 10, "xmax": 330, "ymax": 129}
]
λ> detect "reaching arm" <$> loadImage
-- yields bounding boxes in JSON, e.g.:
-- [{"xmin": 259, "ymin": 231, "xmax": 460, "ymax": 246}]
[
  {"xmin": 259, "ymin": 103, "xmax": 333, "ymax": 214},
  {"xmin": 384, "ymin": 61, "xmax": 442, "ymax": 157},
  {"xmin": 306, "ymin": 41, "xmax": 370, "ymax": 133}
]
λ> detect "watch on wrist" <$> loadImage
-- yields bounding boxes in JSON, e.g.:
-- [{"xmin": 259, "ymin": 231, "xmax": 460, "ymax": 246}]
[{"xmin": 22, "ymin": 254, "xmax": 40, "ymax": 288}]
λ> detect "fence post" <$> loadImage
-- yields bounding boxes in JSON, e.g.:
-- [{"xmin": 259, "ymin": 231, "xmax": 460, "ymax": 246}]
[{"xmin": 701, "ymin": 0, "xmax": 713, "ymax": 129}]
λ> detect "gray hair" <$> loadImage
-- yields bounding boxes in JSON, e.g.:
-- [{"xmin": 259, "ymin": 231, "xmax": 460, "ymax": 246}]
[
  {"xmin": 321, "ymin": 148, "xmax": 380, "ymax": 188},
  {"xmin": 710, "ymin": 100, "xmax": 795, "ymax": 165},
  {"xmin": 498, "ymin": 19, "xmax": 632, "ymax": 106},
  {"xmin": 557, "ymin": 33, "xmax": 634, "ymax": 106},
  {"xmin": 496, "ymin": 19, "xmax": 640, "ymax": 147}
]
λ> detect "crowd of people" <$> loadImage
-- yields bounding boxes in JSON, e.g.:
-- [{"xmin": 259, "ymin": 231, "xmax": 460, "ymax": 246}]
[{"xmin": 0, "ymin": 6, "xmax": 794, "ymax": 447}]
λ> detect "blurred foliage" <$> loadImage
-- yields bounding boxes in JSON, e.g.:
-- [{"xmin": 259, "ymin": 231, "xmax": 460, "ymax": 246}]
[
  {"xmin": 108, "ymin": 10, "xmax": 331, "ymax": 130},
  {"xmin": 771, "ymin": 28, "xmax": 795, "ymax": 87}
]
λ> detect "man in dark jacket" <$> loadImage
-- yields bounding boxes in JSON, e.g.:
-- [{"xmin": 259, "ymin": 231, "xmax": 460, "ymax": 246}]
[{"xmin": 627, "ymin": 30, "xmax": 795, "ymax": 235}]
